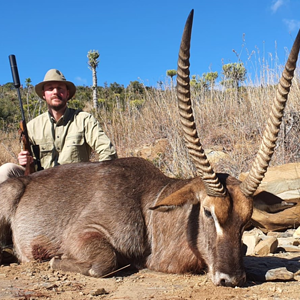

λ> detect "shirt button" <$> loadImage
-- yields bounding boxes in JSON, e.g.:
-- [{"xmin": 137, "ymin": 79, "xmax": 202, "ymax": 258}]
[{"xmin": 57, "ymin": 136, "xmax": 59, "ymax": 138}]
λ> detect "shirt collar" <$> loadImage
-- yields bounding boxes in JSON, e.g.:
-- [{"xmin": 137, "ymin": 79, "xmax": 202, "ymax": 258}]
[{"xmin": 48, "ymin": 107, "xmax": 71, "ymax": 125}]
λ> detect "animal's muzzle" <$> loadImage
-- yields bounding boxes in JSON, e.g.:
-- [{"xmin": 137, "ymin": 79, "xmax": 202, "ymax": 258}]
[{"xmin": 213, "ymin": 271, "xmax": 246, "ymax": 287}]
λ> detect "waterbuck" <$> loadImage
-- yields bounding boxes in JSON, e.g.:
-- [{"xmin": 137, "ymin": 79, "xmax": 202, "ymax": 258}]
[{"xmin": 0, "ymin": 10, "xmax": 299, "ymax": 287}]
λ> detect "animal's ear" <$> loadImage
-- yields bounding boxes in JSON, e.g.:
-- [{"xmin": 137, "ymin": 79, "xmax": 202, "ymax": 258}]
[{"xmin": 149, "ymin": 184, "xmax": 199, "ymax": 212}]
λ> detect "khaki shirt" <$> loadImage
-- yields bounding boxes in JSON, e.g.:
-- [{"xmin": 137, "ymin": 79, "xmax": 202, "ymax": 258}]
[{"xmin": 27, "ymin": 108, "xmax": 117, "ymax": 169}]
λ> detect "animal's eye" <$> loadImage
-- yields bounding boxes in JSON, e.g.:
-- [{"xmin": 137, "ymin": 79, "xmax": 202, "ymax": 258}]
[{"xmin": 204, "ymin": 208, "xmax": 212, "ymax": 218}]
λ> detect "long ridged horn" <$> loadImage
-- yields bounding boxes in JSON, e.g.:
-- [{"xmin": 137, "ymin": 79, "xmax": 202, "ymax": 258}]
[
  {"xmin": 240, "ymin": 30, "xmax": 300, "ymax": 197},
  {"xmin": 177, "ymin": 10, "xmax": 226, "ymax": 197}
]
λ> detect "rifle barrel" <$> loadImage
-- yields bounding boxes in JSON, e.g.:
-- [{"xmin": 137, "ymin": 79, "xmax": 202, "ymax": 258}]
[
  {"xmin": 9, "ymin": 55, "xmax": 21, "ymax": 88},
  {"xmin": 9, "ymin": 54, "xmax": 26, "ymax": 121}
]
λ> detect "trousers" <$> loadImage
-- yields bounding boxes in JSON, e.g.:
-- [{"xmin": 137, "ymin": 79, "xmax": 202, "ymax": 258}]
[{"xmin": 0, "ymin": 163, "xmax": 25, "ymax": 184}]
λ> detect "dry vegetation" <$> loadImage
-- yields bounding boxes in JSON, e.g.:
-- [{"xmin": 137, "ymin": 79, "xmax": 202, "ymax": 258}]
[
  {"xmin": 101, "ymin": 71, "xmax": 300, "ymax": 179},
  {"xmin": 0, "ymin": 131, "xmax": 19, "ymax": 165},
  {"xmin": 1, "ymin": 70, "xmax": 300, "ymax": 179}
]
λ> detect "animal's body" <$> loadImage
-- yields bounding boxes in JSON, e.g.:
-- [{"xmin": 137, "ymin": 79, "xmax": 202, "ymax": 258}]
[{"xmin": 0, "ymin": 157, "xmax": 251, "ymax": 286}]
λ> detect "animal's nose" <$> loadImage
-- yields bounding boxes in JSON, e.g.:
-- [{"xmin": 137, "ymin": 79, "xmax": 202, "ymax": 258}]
[{"xmin": 218, "ymin": 272, "xmax": 246, "ymax": 287}]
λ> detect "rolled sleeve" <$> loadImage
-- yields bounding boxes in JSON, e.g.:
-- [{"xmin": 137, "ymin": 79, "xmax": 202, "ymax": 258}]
[{"xmin": 84, "ymin": 114, "xmax": 117, "ymax": 161}]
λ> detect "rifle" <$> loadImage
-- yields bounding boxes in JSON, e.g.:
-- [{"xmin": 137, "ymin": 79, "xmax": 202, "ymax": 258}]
[{"xmin": 9, "ymin": 54, "xmax": 35, "ymax": 175}]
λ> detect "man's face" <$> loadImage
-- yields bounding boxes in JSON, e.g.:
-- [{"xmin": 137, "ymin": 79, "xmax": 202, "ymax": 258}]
[{"xmin": 43, "ymin": 82, "xmax": 69, "ymax": 111}]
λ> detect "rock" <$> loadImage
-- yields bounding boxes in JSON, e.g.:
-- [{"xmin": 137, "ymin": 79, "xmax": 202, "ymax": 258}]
[
  {"xmin": 241, "ymin": 163, "xmax": 300, "ymax": 232},
  {"xmin": 240, "ymin": 162, "xmax": 300, "ymax": 199},
  {"xmin": 255, "ymin": 237, "xmax": 278, "ymax": 255},
  {"xmin": 135, "ymin": 139, "xmax": 168, "ymax": 161},
  {"xmin": 294, "ymin": 274, "xmax": 300, "ymax": 281},
  {"xmin": 278, "ymin": 245, "xmax": 300, "ymax": 252},
  {"xmin": 205, "ymin": 149, "xmax": 229, "ymax": 165},
  {"xmin": 247, "ymin": 227, "xmax": 266, "ymax": 236},
  {"xmin": 277, "ymin": 237, "xmax": 299, "ymax": 247},
  {"xmin": 268, "ymin": 229, "xmax": 295, "ymax": 238},
  {"xmin": 293, "ymin": 226, "xmax": 300, "ymax": 238},
  {"xmin": 90, "ymin": 288, "xmax": 109, "ymax": 296},
  {"xmin": 265, "ymin": 267, "xmax": 294, "ymax": 281},
  {"xmin": 294, "ymin": 270, "xmax": 300, "ymax": 281},
  {"xmin": 242, "ymin": 233, "xmax": 261, "ymax": 255},
  {"xmin": 276, "ymin": 235, "xmax": 300, "ymax": 252}
]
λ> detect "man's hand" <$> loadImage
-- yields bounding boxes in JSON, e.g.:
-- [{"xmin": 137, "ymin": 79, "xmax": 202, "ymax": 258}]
[{"xmin": 18, "ymin": 150, "xmax": 33, "ymax": 167}]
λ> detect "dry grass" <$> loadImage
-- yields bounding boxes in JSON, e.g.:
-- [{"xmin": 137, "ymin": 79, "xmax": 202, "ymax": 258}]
[
  {"xmin": 1, "ymin": 70, "xmax": 300, "ymax": 179},
  {"xmin": 102, "ymin": 71, "xmax": 300, "ymax": 179},
  {"xmin": 0, "ymin": 131, "xmax": 19, "ymax": 165}
]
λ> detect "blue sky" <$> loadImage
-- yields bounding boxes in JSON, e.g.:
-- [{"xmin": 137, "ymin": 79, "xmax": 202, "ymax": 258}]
[{"xmin": 1, "ymin": 0, "xmax": 300, "ymax": 88}]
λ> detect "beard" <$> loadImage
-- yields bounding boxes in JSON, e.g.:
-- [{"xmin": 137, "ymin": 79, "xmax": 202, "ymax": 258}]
[
  {"xmin": 51, "ymin": 102, "xmax": 67, "ymax": 111},
  {"xmin": 49, "ymin": 95, "xmax": 68, "ymax": 111}
]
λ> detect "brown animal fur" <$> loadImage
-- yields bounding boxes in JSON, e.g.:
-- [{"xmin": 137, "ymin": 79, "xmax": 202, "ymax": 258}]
[{"xmin": 0, "ymin": 157, "xmax": 252, "ymax": 287}]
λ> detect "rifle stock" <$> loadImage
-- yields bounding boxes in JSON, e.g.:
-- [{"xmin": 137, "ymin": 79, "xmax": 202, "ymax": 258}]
[
  {"xmin": 9, "ymin": 54, "xmax": 35, "ymax": 175},
  {"xmin": 19, "ymin": 120, "xmax": 35, "ymax": 174}
]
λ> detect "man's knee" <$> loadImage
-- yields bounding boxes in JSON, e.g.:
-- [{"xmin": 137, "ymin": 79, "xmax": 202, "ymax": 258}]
[{"xmin": 0, "ymin": 163, "xmax": 24, "ymax": 184}]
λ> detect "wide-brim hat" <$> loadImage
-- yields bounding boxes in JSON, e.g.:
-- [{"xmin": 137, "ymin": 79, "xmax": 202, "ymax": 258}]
[{"xmin": 35, "ymin": 69, "xmax": 76, "ymax": 100}]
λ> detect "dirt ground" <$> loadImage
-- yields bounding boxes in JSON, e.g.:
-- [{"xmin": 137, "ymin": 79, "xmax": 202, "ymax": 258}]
[{"xmin": 0, "ymin": 251, "xmax": 300, "ymax": 300}]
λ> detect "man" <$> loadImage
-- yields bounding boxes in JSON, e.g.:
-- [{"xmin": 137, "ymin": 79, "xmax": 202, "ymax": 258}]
[{"xmin": 0, "ymin": 69, "xmax": 117, "ymax": 183}]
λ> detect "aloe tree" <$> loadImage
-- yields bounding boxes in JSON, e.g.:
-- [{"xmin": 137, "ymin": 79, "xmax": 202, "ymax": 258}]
[
  {"xmin": 25, "ymin": 78, "xmax": 32, "ymax": 118},
  {"xmin": 204, "ymin": 72, "xmax": 218, "ymax": 101},
  {"xmin": 204, "ymin": 72, "xmax": 218, "ymax": 90},
  {"xmin": 190, "ymin": 74, "xmax": 208, "ymax": 92},
  {"xmin": 221, "ymin": 62, "xmax": 246, "ymax": 89},
  {"xmin": 87, "ymin": 50, "xmax": 100, "ymax": 109},
  {"xmin": 166, "ymin": 69, "xmax": 177, "ymax": 88}
]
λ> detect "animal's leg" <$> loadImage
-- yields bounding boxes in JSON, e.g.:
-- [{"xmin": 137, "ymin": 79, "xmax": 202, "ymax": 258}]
[
  {"xmin": 50, "ymin": 233, "xmax": 117, "ymax": 277},
  {"xmin": 0, "ymin": 220, "xmax": 14, "ymax": 265}
]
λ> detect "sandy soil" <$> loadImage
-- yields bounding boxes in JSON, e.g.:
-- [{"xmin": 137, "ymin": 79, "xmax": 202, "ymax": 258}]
[{"xmin": 0, "ymin": 251, "xmax": 299, "ymax": 300}]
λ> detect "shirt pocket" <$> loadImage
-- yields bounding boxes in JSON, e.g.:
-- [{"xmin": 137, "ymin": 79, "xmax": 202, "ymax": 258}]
[
  {"xmin": 66, "ymin": 134, "xmax": 85, "ymax": 147},
  {"xmin": 65, "ymin": 133, "xmax": 88, "ymax": 161},
  {"xmin": 37, "ymin": 142, "xmax": 53, "ymax": 159},
  {"xmin": 32, "ymin": 142, "xmax": 53, "ymax": 169}
]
